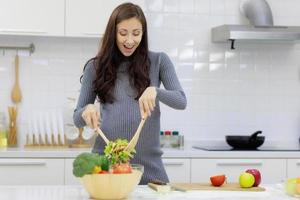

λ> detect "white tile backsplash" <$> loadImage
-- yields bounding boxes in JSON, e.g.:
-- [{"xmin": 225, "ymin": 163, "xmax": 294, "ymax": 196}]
[
  {"xmin": 210, "ymin": 0, "xmax": 226, "ymax": 15},
  {"xmin": 194, "ymin": 0, "xmax": 210, "ymax": 15},
  {"xmin": 0, "ymin": 0, "xmax": 300, "ymax": 147},
  {"xmin": 179, "ymin": 0, "xmax": 194, "ymax": 13}
]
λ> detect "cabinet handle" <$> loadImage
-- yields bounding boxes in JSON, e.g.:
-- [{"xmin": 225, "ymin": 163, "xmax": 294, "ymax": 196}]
[
  {"xmin": 0, "ymin": 29, "xmax": 47, "ymax": 34},
  {"xmin": 0, "ymin": 159, "xmax": 47, "ymax": 166},
  {"xmin": 163, "ymin": 162, "xmax": 184, "ymax": 166},
  {"xmin": 217, "ymin": 160, "xmax": 263, "ymax": 166}
]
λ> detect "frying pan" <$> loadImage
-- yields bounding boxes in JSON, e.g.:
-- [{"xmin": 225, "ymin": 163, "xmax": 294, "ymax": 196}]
[{"xmin": 226, "ymin": 130, "xmax": 265, "ymax": 149}]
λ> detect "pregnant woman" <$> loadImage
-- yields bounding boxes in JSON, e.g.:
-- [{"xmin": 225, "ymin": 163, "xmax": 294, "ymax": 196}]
[{"xmin": 73, "ymin": 2, "xmax": 187, "ymax": 184}]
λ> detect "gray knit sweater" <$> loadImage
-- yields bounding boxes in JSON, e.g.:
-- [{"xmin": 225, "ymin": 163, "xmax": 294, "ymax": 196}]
[{"xmin": 73, "ymin": 51, "xmax": 187, "ymax": 184}]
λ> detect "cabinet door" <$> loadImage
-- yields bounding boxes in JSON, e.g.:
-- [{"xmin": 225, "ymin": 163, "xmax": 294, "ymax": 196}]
[
  {"xmin": 65, "ymin": 158, "xmax": 81, "ymax": 185},
  {"xmin": 191, "ymin": 159, "xmax": 286, "ymax": 184},
  {"xmin": 0, "ymin": 0, "xmax": 64, "ymax": 36},
  {"xmin": 163, "ymin": 158, "xmax": 190, "ymax": 183},
  {"xmin": 287, "ymin": 159, "xmax": 300, "ymax": 178},
  {"xmin": 65, "ymin": 0, "xmax": 145, "ymax": 37},
  {"xmin": 0, "ymin": 159, "xmax": 64, "ymax": 185}
]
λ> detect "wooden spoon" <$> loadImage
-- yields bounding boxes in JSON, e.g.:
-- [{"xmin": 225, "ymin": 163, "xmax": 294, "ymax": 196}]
[
  {"xmin": 124, "ymin": 117, "xmax": 146, "ymax": 152},
  {"xmin": 95, "ymin": 127, "xmax": 109, "ymax": 144},
  {"xmin": 11, "ymin": 55, "xmax": 22, "ymax": 103}
]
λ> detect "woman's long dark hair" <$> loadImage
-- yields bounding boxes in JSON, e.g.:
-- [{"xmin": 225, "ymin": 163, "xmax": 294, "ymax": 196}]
[{"xmin": 83, "ymin": 3, "xmax": 150, "ymax": 104}]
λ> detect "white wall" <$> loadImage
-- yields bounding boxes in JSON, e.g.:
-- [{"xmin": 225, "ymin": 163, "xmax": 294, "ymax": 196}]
[{"xmin": 0, "ymin": 0, "xmax": 300, "ymax": 146}]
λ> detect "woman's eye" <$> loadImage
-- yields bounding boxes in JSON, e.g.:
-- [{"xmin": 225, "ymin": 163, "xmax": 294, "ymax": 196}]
[
  {"xmin": 119, "ymin": 31, "xmax": 127, "ymax": 36},
  {"xmin": 133, "ymin": 32, "xmax": 140, "ymax": 36}
]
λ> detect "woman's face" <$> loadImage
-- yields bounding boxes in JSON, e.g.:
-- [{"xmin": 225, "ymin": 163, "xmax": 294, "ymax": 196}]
[{"xmin": 116, "ymin": 17, "xmax": 143, "ymax": 57}]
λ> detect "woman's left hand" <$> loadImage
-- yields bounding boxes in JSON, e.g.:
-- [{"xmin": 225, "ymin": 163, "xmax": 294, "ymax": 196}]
[{"xmin": 138, "ymin": 86, "xmax": 157, "ymax": 118}]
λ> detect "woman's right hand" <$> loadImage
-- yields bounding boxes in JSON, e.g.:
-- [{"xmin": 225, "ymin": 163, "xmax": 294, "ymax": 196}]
[{"xmin": 81, "ymin": 104, "xmax": 100, "ymax": 129}]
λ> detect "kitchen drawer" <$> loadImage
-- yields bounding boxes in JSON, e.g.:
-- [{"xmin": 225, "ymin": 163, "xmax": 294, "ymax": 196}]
[
  {"xmin": 65, "ymin": 159, "xmax": 81, "ymax": 185},
  {"xmin": 191, "ymin": 159, "xmax": 286, "ymax": 184},
  {"xmin": 0, "ymin": 158, "xmax": 64, "ymax": 185},
  {"xmin": 163, "ymin": 158, "xmax": 190, "ymax": 183},
  {"xmin": 287, "ymin": 159, "xmax": 300, "ymax": 178}
]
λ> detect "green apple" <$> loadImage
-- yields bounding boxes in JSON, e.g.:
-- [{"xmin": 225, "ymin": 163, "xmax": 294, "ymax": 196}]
[{"xmin": 239, "ymin": 172, "xmax": 255, "ymax": 188}]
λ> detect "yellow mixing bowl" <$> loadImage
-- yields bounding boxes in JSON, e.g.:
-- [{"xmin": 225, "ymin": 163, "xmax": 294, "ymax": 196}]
[{"xmin": 80, "ymin": 164, "xmax": 143, "ymax": 200}]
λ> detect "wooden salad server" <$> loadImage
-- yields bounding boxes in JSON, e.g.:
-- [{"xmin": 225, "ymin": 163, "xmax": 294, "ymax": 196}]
[
  {"xmin": 124, "ymin": 117, "xmax": 146, "ymax": 152},
  {"xmin": 95, "ymin": 127, "xmax": 109, "ymax": 144}
]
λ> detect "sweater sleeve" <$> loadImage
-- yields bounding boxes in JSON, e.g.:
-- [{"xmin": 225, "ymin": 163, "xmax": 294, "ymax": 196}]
[
  {"xmin": 156, "ymin": 52, "xmax": 187, "ymax": 109},
  {"xmin": 73, "ymin": 60, "xmax": 97, "ymax": 128}
]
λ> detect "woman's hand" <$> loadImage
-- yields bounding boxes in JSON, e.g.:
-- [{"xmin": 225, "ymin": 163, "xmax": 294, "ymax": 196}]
[
  {"xmin": 81, "ymin": 104, "xmax": 100, "ymax": 129},
  {"xmin": 138, "ymin": 87, "xmax": 157, "ymax": 118}
]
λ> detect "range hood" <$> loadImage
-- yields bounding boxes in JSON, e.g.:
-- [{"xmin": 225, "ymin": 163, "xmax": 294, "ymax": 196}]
[
  {"xmin": 212, "ymin": 25, "xmax": 300, "ymax": 49},
  {"xmin": 211, "ymin": 0, "xmax": 300, "ymax": 49}
]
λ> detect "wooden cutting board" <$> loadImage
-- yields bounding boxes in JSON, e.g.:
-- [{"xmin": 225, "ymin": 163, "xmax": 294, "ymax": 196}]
[{"xmin": 169, "ymin": 183, "xmax": 265, "ymax": 192}]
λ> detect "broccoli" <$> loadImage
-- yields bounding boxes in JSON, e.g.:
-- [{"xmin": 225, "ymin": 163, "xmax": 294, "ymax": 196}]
[
  {"xmin": 73, "ymin": 152, "xmax": 108, "ymax": 177},
  {"xmin": 99, "ymin": 155, "xmax": 110, "ymax": 171}
]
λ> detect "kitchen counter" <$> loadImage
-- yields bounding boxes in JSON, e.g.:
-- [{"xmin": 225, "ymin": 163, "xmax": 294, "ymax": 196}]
[
  {"xmin": 0, "ymin": 184, "xmax": 295, "ymax": 200},
  {"xmin": 0, "ymin": 141, "xmax": 300, "ymax": 158}
]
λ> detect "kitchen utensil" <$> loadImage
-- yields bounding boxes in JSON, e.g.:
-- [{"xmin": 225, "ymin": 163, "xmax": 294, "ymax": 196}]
[
  {"xmin": 124, "ymin": 117, "xmax": 146, "ymax": 152},
  {"xmin": 11, "ymin": 55, "xmax": 22, "ymax": 103},
  {"xmin": 169, "ymin": 183, "xmax": 265, "ymax": 192},
  {"xmin": 95, "ymin": 127, "xmax": 109, "ymax": 144},
  {"xmin": 148, "ymin": 180, "xmax": 185, "ymax": 192},
  {"xmin": 226, "ymin": 130, "xmax": 265, "ymax": 149},
  {"xmin": 93, "ymin": 117, "xmax": 146, "ymax": 150},
  {"xmin": 7, "ymin": 106, "xmax": 17, "ymax": 146},
  {"xmin": 148, "ymin": 182, "xmax": 171, "ymax": 193}
]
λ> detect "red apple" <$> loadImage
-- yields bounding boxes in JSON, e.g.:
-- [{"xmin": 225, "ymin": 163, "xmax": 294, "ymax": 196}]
[
  {"xmin": 210, "ymin": 174, "xmax": 226, "ymax": 186},
  {"xmin": 246, "ymin": 169, "xmax": 261, "ymax": 187}
]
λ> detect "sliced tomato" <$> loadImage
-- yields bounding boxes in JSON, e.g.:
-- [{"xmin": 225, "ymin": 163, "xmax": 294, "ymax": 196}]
[
  {"xmin": 98, "ymin": 170, "xmax": 109, "ymax": 174},
  {"xmin": 113, "ymin": 163, "xmax": 132, "ymax": 174},
  {"xmin": 210, "ymin": 174, "xmax": 226, "ymax": 187}
]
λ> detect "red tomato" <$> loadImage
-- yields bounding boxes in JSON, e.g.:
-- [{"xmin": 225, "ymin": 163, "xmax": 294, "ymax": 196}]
[
  {"xmin": 210, "ymin": 174, "xmax": 226, "ymax": 187},
  {"xmin": 98, "ymin": 170, "xmax": 109, "ymax": 174},
  {"xmin": 113, "ymin": 163, "xmax": 132, "ymax": 174}
]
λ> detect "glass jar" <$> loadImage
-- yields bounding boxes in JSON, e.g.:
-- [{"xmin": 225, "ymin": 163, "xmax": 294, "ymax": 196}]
[{"xmin": 0, "ymin": 112, "xmax": 7, "ymax": 148}]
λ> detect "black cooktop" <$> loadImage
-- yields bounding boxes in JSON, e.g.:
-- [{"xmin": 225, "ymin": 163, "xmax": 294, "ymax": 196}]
[{"xmin": 192, "ymin": 145, "xmax": 300, "ymax": 151}]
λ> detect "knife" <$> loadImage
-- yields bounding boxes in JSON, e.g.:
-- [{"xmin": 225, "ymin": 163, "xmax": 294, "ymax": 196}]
[{"xmin": 148, "ymin": 179, "xmax": 186, "ymax": 192}]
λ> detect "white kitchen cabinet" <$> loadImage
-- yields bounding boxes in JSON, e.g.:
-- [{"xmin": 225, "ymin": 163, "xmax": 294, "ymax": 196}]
[
  {"xmin": 163, "ymin": 158, "xmax": 191, "ymax": 183},
  {"xmin": 65, "ymin": 158, "xmax": 81, "ymax": 185},
  {"xmin": 287, "ymin": 159, "xmax": 300, "ymax": 178},
  {"xmin": 191, "ymin": 159, "xmax": 286, "ymax": 184},
  {"xmin": 0, "ymin": 0, "xmax": 64, "ymax": 36},
  {"xmin": 65, "ymin": 0, "xmax": 145, "ymax": 37},
  {"xmin": 0, "ymin": 158, "xmax": 64, "ymax": 185}
]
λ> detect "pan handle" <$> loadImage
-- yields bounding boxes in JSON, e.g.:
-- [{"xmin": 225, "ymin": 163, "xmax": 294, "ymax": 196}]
[{"xmin": 249, "ymin": 130, "xmax": 263, "ymax": 141}]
